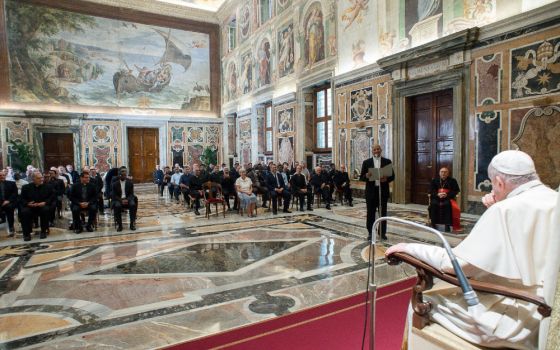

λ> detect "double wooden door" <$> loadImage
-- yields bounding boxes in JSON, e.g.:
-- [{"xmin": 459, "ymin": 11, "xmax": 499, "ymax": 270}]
[
  {"xmin": 411, "ymin": 89, "xmax": 454, "ymax": 205},
  {"xmin": 127, "ymin": 128, "xmax": 159, "ymax": 183},
  {"xmin": 43, "ymin": 133, "xmax": 74, "ymax": 170}
]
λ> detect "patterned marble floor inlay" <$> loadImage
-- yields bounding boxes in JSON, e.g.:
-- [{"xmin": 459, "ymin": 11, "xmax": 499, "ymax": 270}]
[{"xmin": 0, "ymin": 184, "xmax": 468, "ymax": 349}]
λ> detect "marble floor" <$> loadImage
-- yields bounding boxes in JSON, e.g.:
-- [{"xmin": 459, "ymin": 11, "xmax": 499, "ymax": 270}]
[{"xmin": 0, "ymin": 185, "xmax": 476, "ymax": 349}]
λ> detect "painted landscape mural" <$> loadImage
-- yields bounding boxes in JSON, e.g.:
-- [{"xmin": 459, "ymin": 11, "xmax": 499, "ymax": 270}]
[{"xmin": 5, "ymin": 0, "xmax": 211, "ymax": 111}]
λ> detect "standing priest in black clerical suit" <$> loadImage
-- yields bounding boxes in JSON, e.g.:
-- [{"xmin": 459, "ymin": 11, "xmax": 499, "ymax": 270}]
[
  {"xmin": 69, "ymin": 172, "xmax": 98, "ymax": 233},
  {"xmin": 20, "ymin": 172, "xmax": 53, "ymax": 240},
  {"xmin": 429, "ymin": 167, "xmax": 461, "ymax": 232},
  {"xmin": 0, "ymin": 170, "xmax": 18, "ymax": 237},
  {"xmin": 111, "ymin": 167, "xmax": 137, "ymax": 231},
  {"xmin": 360, "ymin": 144, "xmax": 394, "ymax": 241}
]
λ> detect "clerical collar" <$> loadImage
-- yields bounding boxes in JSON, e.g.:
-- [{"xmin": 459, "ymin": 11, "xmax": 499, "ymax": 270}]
[{"xmin": 507, "ymin": 180, "xmax": 543, "ymax": 199}]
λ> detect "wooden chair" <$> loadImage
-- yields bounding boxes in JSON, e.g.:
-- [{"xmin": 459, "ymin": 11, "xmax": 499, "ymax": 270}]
[
  {"xmin": 315, "ymin": 191, "xmax": 322, "ymax": 208},
  {"xmin": 335, "ymin": 186, "xmax": 345, "ymax": 206},
  {"xmin": 386, "ymin": 252, "xmax": 554, "ymax": 349},
  {"xmin": 203, "ymin": 181, "xmax": 225, "ymax": 219}
]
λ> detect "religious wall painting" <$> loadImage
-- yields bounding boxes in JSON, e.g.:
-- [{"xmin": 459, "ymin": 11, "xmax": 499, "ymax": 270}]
[
  {"xmin": 93, "ymin": 145, "xmax": 112, "ymax": 172},
  {"xmin": 303, "ymin": 2, "xmax": 326, "ymax": 68},
  {"xmin": 510, "ymin": 37, "xmax": 560, "ymax": 100},
  {"xmin": 277, "ymin": 107, "xmax": 294, "ymax": 134},
  {"xmin": 241, "ymin": 144, "xmax": 252, "ymax": 166},
  {"xmin": 377, "ymin": 82, "xmax": 388, "ymax": 119},
  {"xmin": 475, "ymin": 53, "xmax": 502, "ymax": 106},
  {"xmin": 352, "ymin": 40, "xmax": 367, "ymax": 69},
  {"xmin": 340, "ymin": 0, "xmax": 369, "ymax": 31},
  {"xmin": 171, "ymin": 142, "xmax": 185, "ymax": 167},
  {"xmin": 277, "ymin": 23, "xmax": 295, "ymax": 78},
  {"xmin": 276, "ymin": 0, "xmax": 292, "ymax": 15},
  {"xmin": 256, "ymin": 37, "xmax": 272, "ymax": 88},
  {"xmin": 350, "ymin": 127, "xmax": 373, "ymax": 179},
  {"xmin": 206, "ymin": 126, "xmax": 220, "ymax": 146},
  {"xmin": 474, "ymin": 110, "xmax": 501, "ymax": 192},
  {"xmin": 226, "ymin": 61, "xmax": 238, "ymax": 101},
  {"xmin": 187, "ymin": 144, "xmax": 204, "ymax": 166},
  {"xmin": 5, "ymin": 121, "xmax": 30, "ymax": 143},
  {"xmin": 350, "ymin": 87, "xmax": 373, "ymax": 122},
  {"xmin": 187, "ymin": 127, "xmax": 204, "ymax": 143},
  {"xmin": 92, "ymin": 125, "xmax": 111, "ymax": 143},
  {"xmin": 510, "ymin": 106, "xmax": 560, "ymax": 189},
  {"xmin": 238, "ymin": 118, "xmax": 252, "ymax": 144},
  {"xmin": 277, "ymin": 136, "xmax": 294, "ymax": 167},
  {"xmin": 238, "ymin": 3, "xmax": 252, "ymax": 43},
  {"xmin": 337, "ymin": 92, "xmax": 347, "ymax": 125},
  {"xmin": 240, "ymin": 51, "xmax": 253, "ymax": 94},
  {"xmin": 405, "ymin": 0, "xmax": 443, "ymax": 48},
  {"xmin": 5, "ymin": 0, "xmax": 212, "ymax": 111}
]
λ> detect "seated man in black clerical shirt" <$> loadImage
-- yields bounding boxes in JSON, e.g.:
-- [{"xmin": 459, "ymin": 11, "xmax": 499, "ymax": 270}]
[
  {"xmin": 188, "ymin": 166, "xmax": 204, "ymax": 216},
  {"xmin": 429, "ymin": 167, "xmax": 461, "ymax": 232},
  {"xmin": 247, "ymin": 165, "xmax": 269, "ymax": 208},
  {"xmin": 90, "ymin": 167, "xmax": 104, "ymax": 215},
  {"xmin": 111, "ymin": 167, "xmax": 138, "ymax": 231},
  {"xmin": 45, "ymin": 170, "xmax": 63, "ymax": 227},
  {"xmin": 310, "ymin": 166, "xmax": 333, "ymax": 210},
  {"xmin": 178, "ymin": 165, "xmax": 192, "ymax": 205},
  {"xmin": 290, "ymin": 165, "xmax": 313, "ymax": 212},
  {"xmin": 333, "ymin": 164, "xmax": 353, "ymax": 207},
  {"xmin": 220, "ymin": 167, "xmax": 238, "ymax": 211},
  {"xmin": 265, "ymin": 163, "xmax": 291, "ymax": 214},
  {"xmin": 69, "ymin": 172, "xmax": 98, "ymax": 233},
  {"xmin": 19, "ymin": 172, "xmax": 53, "ymax": 240},
  {"xmin": 0, "ymin": 170, "xmax": 18, "ymax": 237}
]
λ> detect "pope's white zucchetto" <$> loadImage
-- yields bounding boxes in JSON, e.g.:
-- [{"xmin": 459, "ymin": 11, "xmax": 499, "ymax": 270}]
[{"xmin": 490, "ymin": 150, "xmax": 536, "ymax": 175}]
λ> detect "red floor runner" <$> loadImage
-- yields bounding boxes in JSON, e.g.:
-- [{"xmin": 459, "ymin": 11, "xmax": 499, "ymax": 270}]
[{"xmin": 166, "ymin": 277, "xmax": 415, "ymax": 350}]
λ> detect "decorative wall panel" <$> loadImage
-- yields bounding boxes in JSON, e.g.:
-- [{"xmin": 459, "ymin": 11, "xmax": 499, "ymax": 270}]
[
  {"xmin": 474, "ymin": 111, "xmax": 501, "ymax": 192},
  {"xmin": 350, "ymin": 127, "xmax": 374, "ymax": 180},
  {"xmin": 82, "ymin": 120, "xmax": 121, "ymax": 172},
  {"xmin": 168, "ymin": 122, "xmax": 221, "ymax": 167},
  {"xmin": 274, "ymin": 102, "xmax": 296, "ymax": 166},
  {"xmin": 350, "ymin": 87, "xmax": 374, "ymax": 121},
  {"xmin": 475, "ymin": 53, "xmax": 502, "ymax": 106},
  {"xmin": 238, "ymin": 118, "xmax": 252, "ymax": 166}
]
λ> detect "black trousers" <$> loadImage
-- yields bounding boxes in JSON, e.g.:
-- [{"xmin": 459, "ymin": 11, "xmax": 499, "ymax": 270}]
[
  {"xmin": 339, "ymin": 184, "xmax": 353, "ymax": 203},
  {"xmin": 315, "ymin": 185, "xmax": 333, "ymax": 205},
  {"xmin": 20, "ymin": 205, "xmax": 51, "ymax": 237},
  {"xmin": 366, "ymin": 190, "xmax": 388, "ymax": 240},
  {"xmin": 0, "ymin": 203, "xmax": 15, "ymax": 229},
  {"xmin": 113, "ymin": 197, "xmax": 137, "ymax": 225},
  {"xmin": 295, "ymin": 190, "xmax": 313, "ymax": 210},
  {"xmin": 97, "ymin": 194, "xmax": 104, "ymax": 214},
  {"xmin": 270, "ymin": 189, "xmax": 291, "ymax": 212},
  {"xmin": 223, "ymin": 189, "xmax": 238, "ymax": 209},
  {"xmin": 71, "ymin": 203, "xmax": 97, "ymax": 228},
  {"xmin": 253, "ymin": 185, "xmax": 269, "ymax": 205},
  {"xmin": 189, "ymin": 191, "xmax": 202, "ymax": 210}
]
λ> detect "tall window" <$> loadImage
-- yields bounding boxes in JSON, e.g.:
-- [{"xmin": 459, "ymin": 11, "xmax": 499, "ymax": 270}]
[
  {"xmin": 260, "ymin": 0, "xmax": 273, "ymax": 25},
  {"xmin": 314, "ymin": 86, "xmax": 332, "ymax": 151},
  {"xmin": 265, "ymin": 104, "xmax": 273, "ymax": 155},
  {"xmin": 228, "ymin": 19, "xmax": 236, "ymax": 52}
]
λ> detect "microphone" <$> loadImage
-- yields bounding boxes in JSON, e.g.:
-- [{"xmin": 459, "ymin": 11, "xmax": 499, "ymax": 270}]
[{"xmin": 373, "ymin": 216, "xmax": 479, "ymax": 306}]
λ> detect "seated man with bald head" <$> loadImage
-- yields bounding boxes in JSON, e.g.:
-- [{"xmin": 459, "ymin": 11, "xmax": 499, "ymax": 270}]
[
  {"xmin": 386, "ymin": 150, "xmax": 559, "ymax": 349},
  {"xmin": 429, "ymin": 167, "xmax": 460, "ymax": 232}
]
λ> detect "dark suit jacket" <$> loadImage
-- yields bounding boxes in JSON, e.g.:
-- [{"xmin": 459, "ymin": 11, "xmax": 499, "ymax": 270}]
[
  {"xmin": 111, "ymin": 179, "xmax": 135, "ymax": 202},
  {"xmin": 0, "ymin": 180, "xmax": 18, "ymax": 205},
  {"xmin": 69, "ymin": 182, "xmax": 98, "ymax": 207},
  {"xmin": 290, "ymin": 173, "xmax": 307, "ymax": 193},
  {"xmin": 359, "ymin": 157, "xmax": 395, "ymax": 199},
  {"xmin": 20, "ymin": 183, "xmax": 54, "ymax": 207},
  {"xmin": 265, "ymin": 172, "xmax": 288, "ymax": 192},
  {"xmin": 333, "ymin": 171, "xmax": 350, "ymax": 187}
]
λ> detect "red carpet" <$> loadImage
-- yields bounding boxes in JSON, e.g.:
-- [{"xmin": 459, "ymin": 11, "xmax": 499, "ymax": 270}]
[{"xmin": 166, "ymin": 277, "xmax": 415, "ymax": 350}]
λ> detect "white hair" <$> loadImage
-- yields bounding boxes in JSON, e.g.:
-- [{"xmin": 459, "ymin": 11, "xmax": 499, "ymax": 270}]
[{"xmin": 487, "ymin": 163, "xmax": 539, "ymax": 186}]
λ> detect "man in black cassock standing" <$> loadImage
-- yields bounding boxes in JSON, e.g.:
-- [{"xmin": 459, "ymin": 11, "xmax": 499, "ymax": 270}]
[{"xmin": 360, "ymin": 144, "xmax": 394, "ymax": 241}]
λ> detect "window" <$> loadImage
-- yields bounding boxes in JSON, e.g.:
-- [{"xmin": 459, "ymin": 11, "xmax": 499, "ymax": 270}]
[
  {"xmin": 265, "ymin": 104, "xmax": 273, "ymax": 154},
  {"xmin": 314, "ymin": 86, "xmax": 332, "ymax": 151},
  {"xmin": 260, "ymin": 0, "xmax": 273, "ymax": 25},
  {"xmin": 228, "ymin": 19, "xmax": 236, "ymax": 52}
]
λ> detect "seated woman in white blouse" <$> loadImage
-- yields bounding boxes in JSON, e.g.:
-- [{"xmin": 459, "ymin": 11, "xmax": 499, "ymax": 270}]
[{"xmin": 235, "ymin": 168, "xmax": 257, "ymax": 217}]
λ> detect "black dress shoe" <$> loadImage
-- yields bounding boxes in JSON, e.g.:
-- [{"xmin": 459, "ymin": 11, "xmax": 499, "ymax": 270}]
[
  {"xmin": 23, "ymin": 236, "xmax": 31, "ymax": 242},
  {"xmin": 86, "ymin": 225, "xmax": 94, "ymax": 232},
  {"xmin": 117, "ymin": 225, "xmax": 123, "ymax": 232},
  {"xmin": 349, "ymin": 202, "xmax": 353, "ymax": 207},
  {"xmin": 74, "ymin": 228, "xmax": 83, "ymax": 234},
  {"xmin": 283, "ymin": 209, "xmax": 292, "ymax": 213},
  {"xmin": 272, "ymin": 210, "xmax": 278, "ymax": 215},
  {"xmin": 129, "ymin": 223, "xmax": 136, "ymax": 231},
  {"xmin": 307, "ymin": 207, "xmax": 313, "ymax": 211},
  {"xmin": 262, "ymin": 204, "xmax": 269, "ymax": 208},
  {"xmin": 326, "ymin": 205, "xmax": 331, "ymax": 210},
  {"xmin": 40, "ymin": 232, "xmax": 47, "ymax": 239},
  {"xmin": 381, "ymin": 235, "xmax": 388, "ymax": 241},
  {"xmin": 194, "ymin": 210, "xmax": 200, "ymax": 216}
]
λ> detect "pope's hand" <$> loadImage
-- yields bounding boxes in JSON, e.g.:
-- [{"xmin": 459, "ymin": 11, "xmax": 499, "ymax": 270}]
[
  {"xmin": 385, "ymin": 243, "xmax": 408, "ymax": 257},
  {"xmin": 482, "ymin": 191, "xmax": 497, "ymax": 208}
]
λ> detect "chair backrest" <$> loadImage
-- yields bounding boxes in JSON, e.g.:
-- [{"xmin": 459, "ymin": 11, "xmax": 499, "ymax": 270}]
[{"xmin": 203, "ymin": 181, "xmax": 222, "ymax": 200}]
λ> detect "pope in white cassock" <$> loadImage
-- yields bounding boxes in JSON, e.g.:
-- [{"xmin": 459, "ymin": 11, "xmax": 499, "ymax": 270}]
[{"xmin": 386, "ymin": 150, "xmax": 559, "ymax": 350}]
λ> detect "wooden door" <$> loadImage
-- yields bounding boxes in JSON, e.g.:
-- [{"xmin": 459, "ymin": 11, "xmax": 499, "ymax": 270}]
[
  {"xmin": 43, "ymin": 133, "xmax": 74, "ymax": 170},
  {"xmin": 411, "ymin": 89, "xmax": 453, "ymax": 204},
  {"xmin": 127, "ymin": 128, "xmax": 159, "ymax": 183}
]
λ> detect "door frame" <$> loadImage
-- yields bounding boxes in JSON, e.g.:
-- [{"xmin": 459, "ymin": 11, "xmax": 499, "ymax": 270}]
[
  {"xmin": 34, "ymin": 126, "xmax": 80, "ymax": 172},
  {"xmin": 392, "ymin": 67, "xmax": 469, "ymax": 207},
  {"xmin": 121, "ymin": 120, "xmax": 167, "ymax": 169}
]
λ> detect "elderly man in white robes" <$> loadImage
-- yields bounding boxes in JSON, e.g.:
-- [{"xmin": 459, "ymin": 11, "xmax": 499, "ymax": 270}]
[{"xmin": 386, "ymin": 150, "xmax": 559, "ymax": 349}]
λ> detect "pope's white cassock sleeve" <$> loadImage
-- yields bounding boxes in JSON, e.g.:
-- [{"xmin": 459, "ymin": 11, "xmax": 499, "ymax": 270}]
[{"xmin": 401, "ymin": 181, "xmax": 559, "ymax": 350}]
